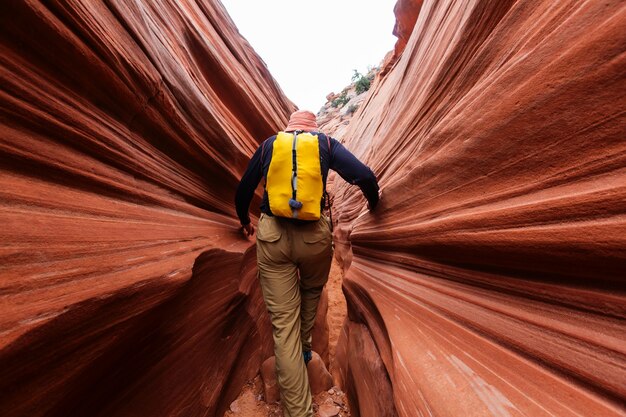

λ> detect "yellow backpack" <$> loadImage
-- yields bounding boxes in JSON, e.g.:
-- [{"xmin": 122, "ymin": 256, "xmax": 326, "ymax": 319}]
[{"xmin": 265, "ymin": 131, "xmax": 325, "ymax": 220}]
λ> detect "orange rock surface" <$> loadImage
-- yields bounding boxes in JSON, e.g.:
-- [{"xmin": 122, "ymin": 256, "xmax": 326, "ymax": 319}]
[
  {"xmin": 332, "ymin": 0, "xmax": 626, "ymax": 416},
  {"xmin": 2, "ymin": 0, "xmax": 626, "ymax": 416},
  {"xmin": 0, "ymin": 1, "xmax": 294, "ymax": 416}
]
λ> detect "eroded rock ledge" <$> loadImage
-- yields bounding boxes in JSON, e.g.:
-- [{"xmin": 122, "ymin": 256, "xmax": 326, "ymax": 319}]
[{"xmin": 332, "ymin": 0, "xmax": 626, "ymax": 416}]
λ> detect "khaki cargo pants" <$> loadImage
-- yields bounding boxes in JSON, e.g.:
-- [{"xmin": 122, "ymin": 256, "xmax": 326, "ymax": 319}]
[{"xmin": 256, "ymin": 213, "xmax": 333, "ymax": 417}]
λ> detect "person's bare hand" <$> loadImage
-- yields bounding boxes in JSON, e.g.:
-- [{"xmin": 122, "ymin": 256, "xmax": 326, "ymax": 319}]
[{"xmin": 241, "ymin": 223, "xmax": 255, "ymax": 237}]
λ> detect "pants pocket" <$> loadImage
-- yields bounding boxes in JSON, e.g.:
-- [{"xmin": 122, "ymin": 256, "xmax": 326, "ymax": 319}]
[
  {"xmin": 302, "ymin": 216, "xmax": 331, "ymax": 244},
  {"xmin": 257, "ymin": 214, "xmax": 282, "ymax": 242}
]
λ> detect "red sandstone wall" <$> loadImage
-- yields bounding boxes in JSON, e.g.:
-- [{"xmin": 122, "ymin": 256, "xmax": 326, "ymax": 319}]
[
  {"xmin": 333, "ymin": 0, "xmax": 626, "ymax": 416},
  {"xmin": 0, "ymin": 1, "xmax": 295, "ymax": 416}
]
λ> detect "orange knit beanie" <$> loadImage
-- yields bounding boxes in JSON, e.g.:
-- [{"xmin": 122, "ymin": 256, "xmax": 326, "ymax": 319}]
[{"xmin": 284, "ymin": 110, "xmax": 318, "ymax": 132}]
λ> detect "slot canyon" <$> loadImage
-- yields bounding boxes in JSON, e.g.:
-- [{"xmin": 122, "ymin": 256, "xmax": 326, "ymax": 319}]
[{"xmin": 1, "ymin": 0, "xmax": 624, "ymax": 416}]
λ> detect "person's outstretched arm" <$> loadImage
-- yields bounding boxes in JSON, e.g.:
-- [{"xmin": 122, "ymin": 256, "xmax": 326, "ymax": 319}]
[
  {"xmin": 329, "ymin": 138, "xmax": 380, "ymax": 210},
  {"xmin": 235, "ymin": 144, "xmax": 264, "ymax": 235}
]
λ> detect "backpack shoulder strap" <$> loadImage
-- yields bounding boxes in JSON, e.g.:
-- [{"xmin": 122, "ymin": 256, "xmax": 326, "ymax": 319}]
[
  {"xmin": 261, "ymin": 140, "xmax": 266, "ymax": 161},
  {"xmin": 321, "ymin": 133, "xmax": 334, "ymax": 232},
  {"xmin": 261, "ymin": 140, "xmax": 265, "ymax": 176},
  {"xmin": 326, "ymin": 134, "xmax": 331, "ymax": 157}
]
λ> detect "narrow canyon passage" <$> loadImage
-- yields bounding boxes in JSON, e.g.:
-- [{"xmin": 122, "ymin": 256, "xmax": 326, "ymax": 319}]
[
  {"xmin": 224, "ymin": 260, "xmax": 351, "ymax": 417},
  {"xmin": 1, "ymin": 1, "xmax": 625, "ymax": 417}
]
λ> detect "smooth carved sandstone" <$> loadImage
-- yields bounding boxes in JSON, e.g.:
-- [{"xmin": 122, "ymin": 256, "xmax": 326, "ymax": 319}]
[
  {"xmin": 0, "ymin": 1, "xmax": 296, "ymax": 416},
  {"xmin": 306, "ymin": 351, "xmax": 334, "ymax": 395},
  {"xmin": 260, "ymin": 352, "xmax": 333, "ymax": 405},
  {"xmin": 260, "ymin": 356, "xmax": 281, "ymax": 404},
  {"xmin": 2, "ymin": 0, "xmax": 625, "ymax": 416},
  {"xmin": 334, "ymin": 322, "xmax": 396, "ymax": 417},
  {"xmin": 391, "ymin": 0, "xmax": 423, "ymax": 60},
  {"xmin": 332, "ymin": 0, "xmax": 626, "ymax": 416}
]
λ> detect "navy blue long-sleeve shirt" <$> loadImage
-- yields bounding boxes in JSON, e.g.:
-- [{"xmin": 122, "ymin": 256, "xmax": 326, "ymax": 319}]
[{"xmin": 235, "ymin": 132, "xmax": 379, "ymax": 225}]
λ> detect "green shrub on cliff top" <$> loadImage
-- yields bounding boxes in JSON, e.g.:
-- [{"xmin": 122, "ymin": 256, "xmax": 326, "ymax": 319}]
[
  {"xmin": 331, "ymin": 91, "xmax": 350, "ymax": 108},
  {"xmin": 352, "ymin": 70, "xmax": 371, "ymax": 95}
]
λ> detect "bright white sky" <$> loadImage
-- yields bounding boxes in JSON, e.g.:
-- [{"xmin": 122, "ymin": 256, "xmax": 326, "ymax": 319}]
[{"xmin": 220, "ymin": 0, "xmax": 398, "ymax": 112}]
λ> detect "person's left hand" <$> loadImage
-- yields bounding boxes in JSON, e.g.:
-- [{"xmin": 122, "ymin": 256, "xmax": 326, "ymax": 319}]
[{"xmin": 241, "ymin": 223, "xmax": 255, "ymax": 237}]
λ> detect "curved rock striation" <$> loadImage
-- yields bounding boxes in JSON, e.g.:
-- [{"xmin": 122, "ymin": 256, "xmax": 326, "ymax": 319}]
[
  {"xmin": 3, "ymin": 0, "xmax": 626, "ymax": 416},
  {"xmin": 333, "ymin": 0, "xmax": 626, "ymax": 416},
  {"xmin": 0, "ymin": 1, "xmax": 295, "ymax": 416}
]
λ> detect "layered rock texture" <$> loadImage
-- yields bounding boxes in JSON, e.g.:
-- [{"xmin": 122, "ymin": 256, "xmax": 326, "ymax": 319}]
[
  {"xmin": 0, "ymin": 1, "xmax": 295, "ymax": 416},
  {"xmin": 332, "ymin": 0, "xmax": 626, "ymax": 416},
  {"xmin": 317, "ymin": 67, "xmax": 378, "ymax": 138},
  {"xmin": 2, "ymin": 0, "xmax": 626, "ymax": 417}
]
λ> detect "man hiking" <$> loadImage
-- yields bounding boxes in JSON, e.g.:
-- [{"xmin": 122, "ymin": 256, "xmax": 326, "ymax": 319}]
[{"xmin": 235, "ymin": 110, "xmax": 379, "ymax": 417}]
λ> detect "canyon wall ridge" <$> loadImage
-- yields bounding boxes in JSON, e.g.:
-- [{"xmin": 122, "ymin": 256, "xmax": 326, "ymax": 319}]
[
  {"xmin": 332, "ymin": 0, "xmax": 626, "ymax": 416},
  {"xmin": 0, "ymin": 1, "xmax": 295, "ymax": 415}
]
